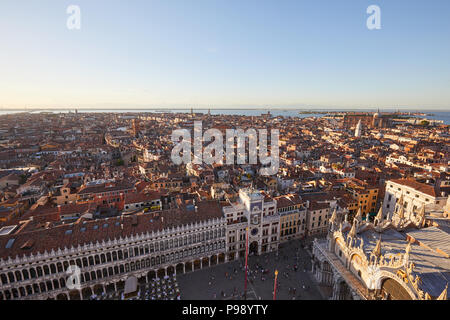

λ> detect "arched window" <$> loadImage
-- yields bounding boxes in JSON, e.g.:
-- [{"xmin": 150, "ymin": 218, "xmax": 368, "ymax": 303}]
[
  {"xmin": 43, "ymin": 265, "xmax": 50, "ymax": 276},
  {"xmin": 14, "ymin": 271, "xmax": 22, "ymax": 282},
  {"xmin": 1, "ymin": 273, "xmax": 8, "ymax": 284}
]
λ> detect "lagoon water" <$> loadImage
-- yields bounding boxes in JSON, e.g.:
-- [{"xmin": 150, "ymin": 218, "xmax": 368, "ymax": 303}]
[{"xmin": 1, "ymin": 108, "xmax": 449, "ymax": 125}]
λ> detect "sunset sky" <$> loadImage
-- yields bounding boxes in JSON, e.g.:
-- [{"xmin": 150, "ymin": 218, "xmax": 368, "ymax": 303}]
[{"xmin": 1, "ymin": 0, "xmax": 449, "ymax": 110}]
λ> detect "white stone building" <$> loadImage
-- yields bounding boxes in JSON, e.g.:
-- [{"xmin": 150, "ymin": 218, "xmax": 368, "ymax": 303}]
[
  {"xmin": 312, "ymin": 193, "xmax": 449, "ymax": 300},
  {"xmin": 222, "ymin": 189, "xmax": 279, "ymax": 260},
  {"xmin": 382, "ymin": 179, "xmax": 448, "ymax": 220},
  {"xmin": 0, "ymin": 201, "xmax": 226, "ymax": 300}
]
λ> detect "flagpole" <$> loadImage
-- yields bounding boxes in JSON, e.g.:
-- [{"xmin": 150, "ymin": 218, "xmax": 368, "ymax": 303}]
[
  {"xmin": 244, "ymin": 226, "xmax": 249, "ymax": 300},
  {"xmin": 273, "ymin": 270, "xmax": 278, "ymax": 300}
]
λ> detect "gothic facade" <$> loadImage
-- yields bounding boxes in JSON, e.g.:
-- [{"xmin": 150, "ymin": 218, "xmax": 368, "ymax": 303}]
[{"xmin": 312, "ymin": 205, "xmax": 449, "ymax": 300}]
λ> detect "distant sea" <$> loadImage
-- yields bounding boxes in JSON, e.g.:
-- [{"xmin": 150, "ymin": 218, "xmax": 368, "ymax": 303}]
[{"xmin": 1, "ymin": 108, "xmax": 449, "ymax": 125}]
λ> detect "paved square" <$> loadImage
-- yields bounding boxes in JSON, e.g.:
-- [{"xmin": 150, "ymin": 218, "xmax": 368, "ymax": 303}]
[{"xmin": 177, "ymin": 239, "xmax": 326, "ymax": 300}]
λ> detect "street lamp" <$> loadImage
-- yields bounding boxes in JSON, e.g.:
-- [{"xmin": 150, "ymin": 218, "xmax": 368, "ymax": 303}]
[
  {"xmin": 273, "ymin": 270, "xmax": 278, "ymax": 300},
  {"xmin": 244, "ymin": 227, "xmax": 249, "ymax": 300}
]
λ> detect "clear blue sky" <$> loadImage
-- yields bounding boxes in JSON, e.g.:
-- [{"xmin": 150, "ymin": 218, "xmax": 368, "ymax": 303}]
[{"xmin": 0, "ymin": 0, "xmax": 449, "ymax": 110}]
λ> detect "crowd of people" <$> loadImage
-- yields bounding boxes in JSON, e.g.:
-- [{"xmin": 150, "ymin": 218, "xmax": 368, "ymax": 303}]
[
  {"xmin": 203, "ymin": 241, "xmax": 316, "ymax": 300},
  {"xmin": 94, "ymin": 275, "xmax": 181, "ymax": 300},
  {"xmin": 135, "ymin": 275, "xmax": 181, "ymax": 300}
]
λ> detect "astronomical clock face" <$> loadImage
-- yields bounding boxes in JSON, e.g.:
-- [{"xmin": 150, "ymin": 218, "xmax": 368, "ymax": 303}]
[
  {"xmin": 250, "ymin": 201, "xmax": 262, "ymax": 225},
  {"xmin": 251, "ymin": 227, "xmax": 259, "ymax": 236},
  {"xmin": 251, "ymin": 213, "xmax": 260, "ymax": 225}
]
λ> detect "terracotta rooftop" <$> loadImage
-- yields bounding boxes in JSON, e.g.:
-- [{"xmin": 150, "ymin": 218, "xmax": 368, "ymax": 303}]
[
  {"xmin": 390, "ymin": 179, "xmax": 439, "ymax": 197},
  {"xmin": 0, "ymin": 200, "xmax": 224, "ymax": 260}
]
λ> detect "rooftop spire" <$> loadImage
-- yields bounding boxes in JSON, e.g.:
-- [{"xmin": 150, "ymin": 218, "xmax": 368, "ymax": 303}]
[
  {"xmin": 418, "ymin": 204, "xmax": 426, "ymax": 218},
  {"xmin": 396, "ymin": 193, "xmax": 404, "ymax": 211},
  {"xmin": 405, "ymin": 241, "xmax": 412, "ymax": 259},
  {"xmin": 437, "ymin": 283, "xmax": 448, "ymax": 300},
  {"xmin": 355, "ymin": 207, "xmax": 363, "ymax": 222},
  {"xmin": 372, "ymin": 236, "xmax": 382, "ymax": 257},
  {"xmin": 406, "ymin": 240, "xmax": 411, "ymax": 253},
  {"xmin": 398, "ymin": 204, "xmax": 405, "ymax": 220},
  {"xmin": 330, "ymin": 207, "xmax": 338, "ymax": 224},
  {"xmin": 349, "ymin": 219, "xmax": 357, "ymax": 238},
  {"xmin": 376, "ymin": 204, "xmax": 383, "ymax": 221}
]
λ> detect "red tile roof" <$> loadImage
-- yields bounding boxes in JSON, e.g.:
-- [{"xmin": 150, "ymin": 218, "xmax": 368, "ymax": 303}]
[
  {"xmin": 0, "ymin": 200, "xmax": 224, "ymax": 260},
  {"xmin": 390, "ymin": 179, "xmax": 438, "ymax": 197}
]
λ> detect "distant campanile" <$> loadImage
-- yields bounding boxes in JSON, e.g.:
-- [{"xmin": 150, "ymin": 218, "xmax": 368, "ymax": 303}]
[{"xmin": 355, "ymin": 120, "xmax": 362, "ymax": 137}]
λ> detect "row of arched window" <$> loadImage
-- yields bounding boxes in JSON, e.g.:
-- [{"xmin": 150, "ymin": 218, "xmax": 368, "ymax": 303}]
[
  {"xmin": 0, "ymin": 240, "xmax": 226, "ymax": 300},
  {"xmin": 0, "ymin": 239, "xmax": 226, "ymax": 285}
]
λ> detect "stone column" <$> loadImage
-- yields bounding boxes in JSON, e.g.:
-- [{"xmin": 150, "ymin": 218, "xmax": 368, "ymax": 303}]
[
  {"xmin": 332, "ymin": 275, "xmax": 342, "ymax": 300},
  {"xmin": 332, "ymin": 282, "xmax": 340, "ymax": 300}
]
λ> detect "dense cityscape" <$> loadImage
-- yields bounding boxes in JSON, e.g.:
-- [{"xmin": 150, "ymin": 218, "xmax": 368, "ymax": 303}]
[
  {"xmin": 1, "ymin": 0, "xmax": 450, "ymax": 311},
  {"xmin": 0, "ymin": 109, "xmax": 448, "ymax": 301}
]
